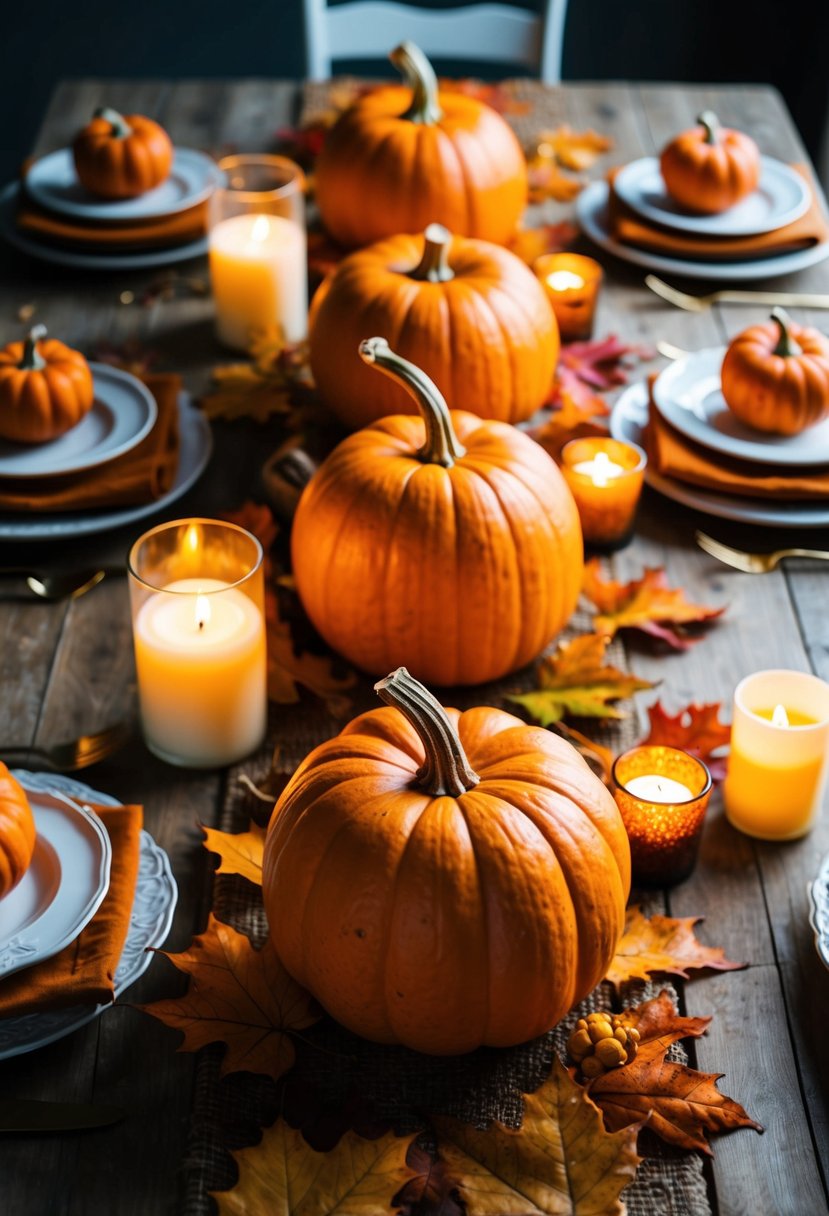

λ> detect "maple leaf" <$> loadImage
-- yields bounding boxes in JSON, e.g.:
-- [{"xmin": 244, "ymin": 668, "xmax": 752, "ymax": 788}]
[
  {"xmin": 140, "ymin": 914, "xmax": 319, "ymax": 1079},
  {"xmin": 434, "ymin": 1057, "xmax": 641, "ymax": 1216},
  {"xmin": 605, "ymin": 906, "xmax": 746, "ymax": 990},
  {"xmin": 508, "ymin": 633, "xmax": 655, "ymax": 725},
  {"xmin": 537, "ymin": 125, "xmax": 614, "ymax": 172},
  {"xmin": 527, "ymin": 157, "xmax": 585, "ymax": 204},
  {"xmin": 641, "ymin": 701, "xmax": 731, "ymax": 782},
  {"xmin": 582, "ymin": 560, "xmax": 726, "ymax": 651},
  {"xmin": 621, "ymin": 988, "xmax": 711, "ymax": 1046},
  {"xmin": 200, "ymin": 332, "xmax": 311, "ymax": 424},
  {"xmin": 267, "ymin": 590, "xmax": 356, "ymax": 716},
  {"xmin": 395, "ymin": 1144, "xmax": 464, "ymax": 1216},
  {"xmin": 212, "ymin": 1120, "xmax": 418, "ymax": 1216},
  {"xmin": 508, "ymin": 221, "xmax": 579, "ymax": 266},
  {"xmin": 559, "ymin": 335, "xmax": 654, "ymax": 391},
  {"xmin": 202, "ymin": 821, "xmax": 266, "ymax": 885}
]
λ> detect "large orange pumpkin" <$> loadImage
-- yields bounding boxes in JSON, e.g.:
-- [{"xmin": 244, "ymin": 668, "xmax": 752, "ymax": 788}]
[
  {"xmin": 0, "ymin": 326, "xmax": 95, "ymax": 444},
  {"xmin": 262, "ymin": 666, "xmax": 630, "ymax": 1055},
  {"xmin": 73, "ymin": 108, "xmax": 173, "ymax": 199},
  {"xmin": 721, "ymin": 308, "xmax": 829, "ymax": 435},
  {"xmin": 292, "ymin": 339, "xmax": 583, "ymax": 686},
  {"xmin": 309, "ymin": 224, "xmax": 558, "ymax": 428},
  {"xmin": 660, "ymin": 111, "xmax": 760, "ymax": 214},
  {"xmin": 0, "ymin": 764, "xmax": 36, "ymax": 900},
  {"xmin": 314, "ymin": 42, "xmax": 527, "ymax": 248}
]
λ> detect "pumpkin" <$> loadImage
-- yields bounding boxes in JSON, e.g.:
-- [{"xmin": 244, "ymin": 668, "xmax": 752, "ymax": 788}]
[
  {"xmin": 0, "ymin": 326, "xmax": 95, "ymax": 444},
  {"xmin": 0, "ymin": 764, "xmax": 36, "ymax": 900},
  {"xmin": 660, "ymin": 111, "xmax": 760, "ymax": 214},
  {"xmin": 292, "ymin": 339, "xmax": 583, "ymax": 686},
  {"xmin": 721, "ymin": 308, "xmax": 829, "ymax": 435},
  {"xmin": 314, "ymin": 42, "xmax": 527, "ymax": 248},
  {"xmin": 309, "ymin": 224, "xmax": 558, "ymax": 428},
  {"xmin": 262, "ymin": 666, "xmax": 631, "ymax": 1055},
  {"xmin": 73, "ymin": 107, "xmax": 173, "ymax": 199}
]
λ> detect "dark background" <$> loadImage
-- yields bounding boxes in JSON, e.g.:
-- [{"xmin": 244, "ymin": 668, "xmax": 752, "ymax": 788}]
[{"xmin": 3, "ymin": 0, "xmax": 828, "ymax": 183}]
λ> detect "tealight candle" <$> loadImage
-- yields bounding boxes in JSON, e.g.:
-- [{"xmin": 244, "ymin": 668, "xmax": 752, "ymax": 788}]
[
  {"xmin": 561, "ymin": 437, "xmax": 647, "ymax": 549},
  {"xmin": 724, "ymin": 669, "xmax": 829, "ymax": 840},
  {"xmin": 613, "ymin": 745, "xmax": 712, "ymax": 886},
  {"xmin": 534, "ymin": 252, "xmax": 603, "ymax": 341}
]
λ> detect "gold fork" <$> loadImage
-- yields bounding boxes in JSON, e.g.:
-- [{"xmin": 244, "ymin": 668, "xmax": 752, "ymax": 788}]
[
  {"xmin": 645, "ymin": 275, "xmax": 829, "ymax": 313},
  {"xmin": 2, "ymin": 722, "xmax": 131, "ymax": 772},
  {"xmin": 695, "ymin": 530, "xmax": 829, "ymax": 573}
]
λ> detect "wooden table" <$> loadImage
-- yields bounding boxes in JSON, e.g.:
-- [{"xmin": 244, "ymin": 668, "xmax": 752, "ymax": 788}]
[{"xmin": 1, "ymin": 78, "xmax": 828, "ymax": 1216}]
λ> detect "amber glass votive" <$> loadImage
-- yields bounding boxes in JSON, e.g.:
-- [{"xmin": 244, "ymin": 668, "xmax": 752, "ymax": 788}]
[
  {"xmin": 561, "ymin": 437, "xmax": 646, "ymax": 549},
  {"xmin": 534, "ymin": 252, "xmax": 603, "ymax": 340},
  {"xmin": 612, "ymin": 746, "xmax": 713, "ymax": 887}
]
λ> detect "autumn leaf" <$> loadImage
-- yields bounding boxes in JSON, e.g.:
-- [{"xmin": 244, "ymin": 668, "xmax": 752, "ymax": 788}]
[
  {"xmin": 527, "ymin": 126, "xmax": 613, "ymax": 203},
  {"xmin": 508, "ymin": 633, "xmax": 656, "ymax": 725},
  {"xmin": 202, "ymin": 822, "xmax": 266, "ymax": 885},
  {"xmin": 395, "ymin": 1144, "xmax": 465, "ymax": 1216},
  {"xmin": 201, "ymin": 332, "xmax": 310, "ymax": 423},
  {"xmin": 528, "ymin": 157, "xmax": 585, "ymax": 203},
  {"xmin": 582, "ymin": 561, "xmax": 726, "ymax": 651},
  {"xmin": 434, "ymin": 1057, "xmax": 641, "ymax": 1216},
  {"xmin": 641, "ymin": 701, "xmax": 731, "ymax": 782},
  {"xmin": 621, "ymin": 988, "xmax": 711, "ymax": 1046},
  {"xmin": 222, "ymin": 501, "xmax": 279, "ymax": 556},
  {"xmin": 605, "ymin": 906, "xmax": 746, "ymax": 989},
  {"xmin": 212, "ymin": 1120, "xmax": 418, "ymax": 1216},
  {"xmin": 532, "ymin": 392, "xmax": 609, "ymax": 462},
  {"xmin": 537, "ymin": 125, "xmax": 614, "ymax": 172},
  {"xmin": 509, "ymin": 221, "xmax": 579, "ymax": 266},
  {"xmin": 90, "ymin": 337, "xmax": 158, "ymax": 376},
  {"xmin": 140, "ymin": 914, "xmax": 319, "ymax": 1079},
  {"xmin": 548, "ymin": 334, "xmax": 654, "ymax": 416},
  {"xmin": 267, "ymin": 590, "xmax": 356, "ymax": 715}
]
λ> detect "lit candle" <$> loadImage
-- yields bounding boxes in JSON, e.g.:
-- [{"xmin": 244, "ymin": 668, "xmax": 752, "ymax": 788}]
[
  {"xmin": 624, "ymin": 774, "xmax": 694, "ymax": 802},
  {"xmin": 571, "ymin": 450, "xmax": 625, "ymax": 486},
  {"xmin": 547, "ymin": 270, "xmax": 585, "ymax": 292},
  {"xmin": 561, "ymin": 438, "xmax": 647, "ymax": 549},
  {"xmin": 534, "ymin": 253, "xmax": 603, "ymax": 341},
  {"xmin": 724, "ymin": 670, "xmax": 829, "ymax": 840}
]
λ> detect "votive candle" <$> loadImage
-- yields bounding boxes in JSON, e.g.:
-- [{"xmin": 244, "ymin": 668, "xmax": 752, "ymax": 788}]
[
  {"xmin": 534, "ymin": 252, "xmax": 603, "ymax": 340},
  {"xmin": 561, "ymin": 437, "xmax": 646, "ymax": 548}
]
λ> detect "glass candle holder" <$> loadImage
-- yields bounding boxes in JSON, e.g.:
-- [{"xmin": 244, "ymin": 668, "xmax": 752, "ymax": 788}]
[
  {"xmin": 724, "ymin": 669, "xmax": 829, "ymax": 840},
  {"xmin": 128, "ymin": 519, "xmax": 268, "ymax": 768},
  {"xmin": 534, "ymin": 252, "xmax": 603, "ymax": 341},
  {"xmin": 560, "ymin": 437, "xmax": 646, "ymax": 549},
  {"xmin": 613, "ymin": 746, "xmax": 713, "ymax": 887},
  {"xmin": 208, "ymin": 154, "xmax": 307, "ymax": 352}
]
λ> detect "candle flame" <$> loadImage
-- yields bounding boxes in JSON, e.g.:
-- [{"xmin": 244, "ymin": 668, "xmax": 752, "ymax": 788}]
[
  {"xmin": 590, "ymin": 450, "xmax": 612, "ymax": 488},
  {"xmin": 251, "ymin": 215, "xmax": 270, "ymax": 242},
  {"xmin": 772, "ymin": 703, "xmax": 790, "ymax": 728},
  {"xmin": 546, "ymin": 269, "xmax": 585, "ymax": 292},
  {"xmin": 183, "ymin": 522, "xmax": 201, "ymax": 555},
  {"xmin": 195, "ymin": 595, "xmax": 211, "ymax": 632}
]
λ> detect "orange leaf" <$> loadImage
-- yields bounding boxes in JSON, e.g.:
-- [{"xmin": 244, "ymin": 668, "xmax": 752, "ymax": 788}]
[
  {"xmin": 202, "ymin": 821, "xmax": 267, "ymax": 885},
  {"xmin": 583, "ymin": 560, "xmax": 726, "ymax": 651},
  {"xmin": 622, "ymin": 988, "xmax": 711, "ymax": 1046},
  {"xmin": 267, "ymin": 593, "xmax": 356, "ymax": 715},
  {"xmin": 140, "ymin": 914, "xmax": 319, "ymax": 1079},
  {"xmin": 527, "ymin": 157, "xmax": 585, "ymax": 203},
  {"xmin": 605, "ymin": 905, "xmax": 746, "ymax": 989},
  {"xmin": 538, "ymin": 124, "xmax": 614, "ymax": 172},
  {"xmin": 508, "ymin": 221, "xmax": 579, "ymax": 265},
  {"xmin": 641, "ymin": 701, "xmax": 731, "ymax": 782}
]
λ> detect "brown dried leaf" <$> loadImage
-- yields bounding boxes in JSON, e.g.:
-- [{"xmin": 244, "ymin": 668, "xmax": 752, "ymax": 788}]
[
  {"xmin": 622, "ymin": 988, "xmax": 711, "ymax": 1046},
  {"xmin": 267, "ymin": 594, "xmax": 356, "ymax": 716},
  {"xmin": 583, "ymin": 561, "xmax": 726, "ymax": 651},
  {"xmin": 202, "ymin": 821, "xmax": 266, "ymax": 885},
  {"xmin": 605, "ymin": 906, "xmax": 746, "ymax": 990}
]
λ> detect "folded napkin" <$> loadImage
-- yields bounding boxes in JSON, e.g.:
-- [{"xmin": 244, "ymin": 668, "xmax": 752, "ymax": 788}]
[
  {"xmin": 0, "ymin": 372, "xmax": 181, "ymax": 514},
  {"xmin": 608, "ymin": 165, "xmax": 829, "ymax": 261},
  {"xmin": 17, "ymin": 196, "xmax": 207, "ymax": 251},
  {"xmin": 646, "ymin": 376, "xmax": 829, "ymax": 499},
  {"xmin": 0, "ymin": 802, "xmax": 143, "ymax": 1017}
]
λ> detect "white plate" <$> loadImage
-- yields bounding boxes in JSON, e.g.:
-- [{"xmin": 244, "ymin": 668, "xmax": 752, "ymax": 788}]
[
  {"xmin": 0, "ymin": 183, "xmax": 208, "ymax": 271},
  {"xmin": 809, "ymin": 851, "xmax": 829, "ymax": 972},
  {"xmin": 653, "ymin": 346, "xmax": 829, "ymax": 467},
  {"xmin": 0, "ymin": 772, "xmax": 177, "ymax": 1060},
  {"xmin": 614, "ymin": 156, "xmax": 810, "ymax": 237},
  {"xmin": 0, "ymin": 786, "xmax": 111, "ymax": 980},
  {"xmin": 0, "ymin": 394, "xmax": 212, "ymax": 541},
  {"xmin": 25, "ymin": 147, "xmax": 223, "ymax": 222},
  {"xmin": 576, "ymin": 181, "xmax": 829, "ymax": 282},
  {"xmin": 0, "ymin": 364, "xmax": 157, "ymax": 479},
  {"xmin": 610, "ymin": 379, "xmax": 829, "ymax": 528}
]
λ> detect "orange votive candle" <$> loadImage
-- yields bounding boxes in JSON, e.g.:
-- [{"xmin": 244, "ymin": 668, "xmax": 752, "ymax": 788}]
[
  {"xmin": 560, "ymin": 437, "xmax": 646, "ymax": 548},
  {"xmin": 534, "ymin": 253, "xmax": 603, "ymax": 341}
]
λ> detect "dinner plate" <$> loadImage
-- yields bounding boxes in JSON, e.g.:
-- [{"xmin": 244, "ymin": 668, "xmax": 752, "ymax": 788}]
[
  {"xmin": 613, "ymin": 156, "xmax": 810, "ymax": 237},
  {"xmin": 576, "ymin": 181, "xmax": 829, "ymax": 282},
  {"xmin": 809, "ymin": 850, "xmax": 829, "ymax": 972},
  {"xmin": 610, "ymin": 379, "xmax": 829, "ymax": 527},
  {"xmin": 0, "ymin": 772, "xmax": 177, "ymax": 1060},
  {"xmin": 0, "ymin": 394, "xmax": 212, "ymax": 541},
  {"xmin": 0, "ymin": 785, "xmax": 112, "ymax": 980},
  {"xmin": 0, "ymin": 364, "xmax": 157, "ymax": 479},
  {"xmin": 653, "ymin": 346, "xmax": 829, "ymax": 467},
  {"xmin": 25, "ymin": 147, "xmax": 223, "ymax": 222}
]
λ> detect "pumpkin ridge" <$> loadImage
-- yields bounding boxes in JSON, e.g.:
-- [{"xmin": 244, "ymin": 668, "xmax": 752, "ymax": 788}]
[{"xmin": 451, "ymin": 791, "xmax": 492, "ymax": 1038}]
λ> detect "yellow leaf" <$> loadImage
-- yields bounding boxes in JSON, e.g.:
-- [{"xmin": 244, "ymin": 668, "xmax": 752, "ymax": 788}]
[
  {"xmin": 202, "ymin": 822, "xmax": 266, "ymax": 885},
  {"xmin": 605, "ymin": 905, "xmax": 746, "ymax": 989},
  {"xmin": 508, "ymin": 633, "xmax": 655, "ymax": 724}
]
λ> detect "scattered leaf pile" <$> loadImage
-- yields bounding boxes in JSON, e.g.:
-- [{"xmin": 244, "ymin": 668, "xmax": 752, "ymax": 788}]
[{"xmin": 528, "ymin": 125, "xmax": 614, "ymax": 203}]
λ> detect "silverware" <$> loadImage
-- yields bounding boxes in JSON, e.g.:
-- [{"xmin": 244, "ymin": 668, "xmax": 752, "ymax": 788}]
[
  {"xmin": 645, "ymin": 274, "xmax": 829, "ymax": 313},
  {"xmin": 2, "ymin": 722, "xmax": 131, "ymax": 772},
  {"xmin": 0, "ymin": 566, "xmax": 120, "ymax": 601},
  {"xmin": 0, "ymin": 1098, "xmax": 125, "ymax": 1133},
  {"xmin": 695, "ymin": 529, "xmax": 829, "ymax": 573},
  {"xmin": 656, "ymin": 339, "xmax": 690, "ymax": 361}
]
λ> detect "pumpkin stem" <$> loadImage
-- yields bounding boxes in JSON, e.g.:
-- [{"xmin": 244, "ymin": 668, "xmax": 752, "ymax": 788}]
[
  {"xmin": 375, "ymin": 667, "xmax": 480, "ymax": 797},
  {"xmin": 410, "ymin": 224, "xmax": 455, "ymax": 284},
  {"xmin": 358, "ymin": 338, "xmax": 466, "ymax": 468},
  {"xmin": 19, "ymin": 325, "xmax": 47, "ymax": 371},
  {"xmin": 696, "ymin": 111, "xmax": 721, "ymax": 145},
  {"xmin": 771, "ymin": 307, "xmax": 803, "ymax": 357},
  {"xmin": 93, "ymin": 106, "xmax": 133, "ymax": 139},
  {"xmin": 391, "ymin": 42, "xmax": 443, "ymax": 125}
]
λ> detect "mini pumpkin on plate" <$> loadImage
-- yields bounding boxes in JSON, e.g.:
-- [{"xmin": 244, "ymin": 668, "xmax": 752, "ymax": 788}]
[
  {"xmin": 73, "ymin": 107, "xmax": 173, "ymax": 199},
  {"xmin": 0, "ymin": 325, "xmax": 95, "ymax": 444},
  {"xmin": 660, "ymin": 111, "xmax": 760, "ymax": 214},
  {"xmin": 0, "ymin": 763, "xmax": 36, "ymax": 900}
]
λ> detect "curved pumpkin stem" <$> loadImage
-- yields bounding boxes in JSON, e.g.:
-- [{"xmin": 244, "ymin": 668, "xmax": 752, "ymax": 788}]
[
  {"xmin": 358, "ymin": 338, "xmax": 466, "ymax": 468},
  {"xmin": 94, "ymin": 106, "xmax": 133, "ymax": 139},
  {"xmin": 375, "ymin": 667, "xmax": 480, "ymax": 797},
  {"xmin": 696, "ymin": 111, "xmax": 721, "ymax": 145},
  {"xmin": 771, "ymin": 307, "xmax": 803, "ymax": 357},
  {"xmin": 410, "ymin": 224, "xmax": 455, "ymax": 284},
  {"xmin": 391, "ymin": 42, "xmax": 443, "ymax": 125},
  {"xmin": 19, "ymin": 325, "xmax": 47, "ymax": 371}
]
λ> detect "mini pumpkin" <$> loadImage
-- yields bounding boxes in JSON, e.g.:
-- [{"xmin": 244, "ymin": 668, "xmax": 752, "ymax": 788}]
[
  {"xmin": 309, "ymin": 224, "xmax": 558, "ymax": 428},
  {"xmin": 292, "ymin": 339, "xmax": 583, "ymax": 687},
  {"xmin": 721, "ymin": 307, "xmax": 829, "ymax": 435},
  {"xmin": 314, "ymin": 42, "xmax": 527, "ymax": 248},
  {"xmin": 262, "ymin": 666, "xmax": 630, "ymax": 1055},
  {"xmin": 0, "ymin": 326, "xmax": 95, "ymax": 444},
  {"xmin": 73, "ymin": 107, "xmax": 173, "ymax": 199},
  {"xmin": 0, "ymin": 764, "xmax": 36, "ymax": 900},
  {"xmin": 660, "ymin": 111, "xmax": 760, "ymax": 214}
]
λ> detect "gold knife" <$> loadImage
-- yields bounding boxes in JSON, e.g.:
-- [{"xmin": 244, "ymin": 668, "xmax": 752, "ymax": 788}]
[{"xmin": 0, "ymin": 1098, "xmax": 125, "ymax": 1133}]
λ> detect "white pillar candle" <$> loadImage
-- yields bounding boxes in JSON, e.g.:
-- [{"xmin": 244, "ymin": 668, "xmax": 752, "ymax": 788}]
[{"xmin": 623, "ymin": 774, "xmax": 694, "ymax": 803}]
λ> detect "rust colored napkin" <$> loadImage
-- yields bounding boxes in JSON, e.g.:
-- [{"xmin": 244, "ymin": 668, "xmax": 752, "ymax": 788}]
[
  {"xmin": 17, "ymin": 197, "xmax": 207, "ymax": 250},
  {"xmin": 0, "ymin": 802, "xmax": 143, "ymax": 1017},
  {"xmin": 607, "ymin": 164, "xmax": 829, "ymax": 261},
  {"xmin": 0, "ymin": 372, "xmax": 181, "ymax": 514}
]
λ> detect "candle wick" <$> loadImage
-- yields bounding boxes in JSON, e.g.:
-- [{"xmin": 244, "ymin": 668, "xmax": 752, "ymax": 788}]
[{"xmin": 198, "ymin": 619, "xmax": 205, "ymax": 632}]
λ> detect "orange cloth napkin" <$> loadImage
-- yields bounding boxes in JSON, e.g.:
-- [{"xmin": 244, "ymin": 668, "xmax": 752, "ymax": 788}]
[
  {"xmin": 607, "ymin": 165, "xmax": 829, "ymax": 261},
  {"xmin": 17, "ymin": 197, "xmax": 207, "ymax": 250},
  {"xmin": 0, "ymin": 372, "xmax": 181, "ymax": 513},
  {"xmin": 0, "ymin": 802, "xmax": 143, "ymax": 1017}
]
